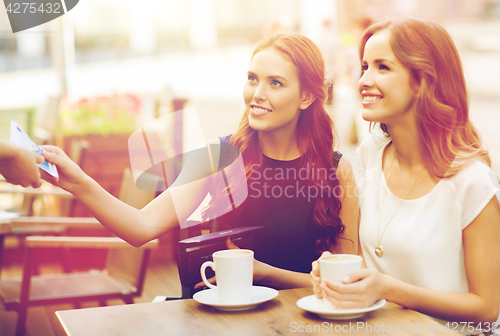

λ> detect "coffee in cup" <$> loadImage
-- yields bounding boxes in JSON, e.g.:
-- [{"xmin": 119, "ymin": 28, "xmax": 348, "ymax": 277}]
[
  {"xmin": 200, "ymin": 249, "xmax": 253, "ymax": 303},
  {"xmin": 319, "ymin": 254, "xmax": 362, "ymax": 310}
]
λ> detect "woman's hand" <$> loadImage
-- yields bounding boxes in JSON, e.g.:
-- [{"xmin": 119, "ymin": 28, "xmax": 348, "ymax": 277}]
[
  {"xmin": 321, "ymin": 268, "xmax": 388, "ymax": 309},
  {"xmin": 0, "ymin": 143, "xmax": 44, "ymax": 188},
  {"xmin": 40, "ymin": 145, "xmax": 89, "ymax": 193},
  {"xmin": 310, "ymin": 251, "xmax": 333, "ymax": 298}
]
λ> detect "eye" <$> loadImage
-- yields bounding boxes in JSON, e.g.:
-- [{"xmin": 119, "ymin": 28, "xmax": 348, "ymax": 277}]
[
  {"xmin": 271, "ymin": 79, "xmax": 282, "ymax": 87},
  {"xmin": 248, "ymin": 75, "xmax": 257, "ymax": 83},
  {"xmin": 379, "ymin": 64, "xmax": 390, "ymax": 71},
  {"xmin": 361, "ymin": 64, "xmax": 368, "ymax": 73}
]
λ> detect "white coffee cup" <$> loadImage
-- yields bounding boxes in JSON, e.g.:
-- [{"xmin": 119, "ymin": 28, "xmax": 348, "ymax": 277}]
[
  {"xmin": 319, "ymin": 254, "xmax": 362, "ymax": 310},
  {"xmin": 200, "ymin": 249, "xmax": 254, "ymax": 303}
]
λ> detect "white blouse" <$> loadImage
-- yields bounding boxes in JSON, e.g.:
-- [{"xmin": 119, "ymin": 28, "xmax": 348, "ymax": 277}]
[{"xmin": 357, "ymin": 134, "xmax": 500, "ymax": 328}]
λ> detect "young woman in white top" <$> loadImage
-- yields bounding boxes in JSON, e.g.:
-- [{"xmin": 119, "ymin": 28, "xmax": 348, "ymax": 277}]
[{"xmin": 311, "ymin": 18, "xmax": 500, "ymax": 330}]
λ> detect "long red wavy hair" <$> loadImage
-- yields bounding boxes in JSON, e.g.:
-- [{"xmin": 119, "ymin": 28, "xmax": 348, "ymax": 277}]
[
  {"xmin": 206, "ymin": 33, "xmax": 345, "ymax": 252},
  {"xmin": 360, "ymin": 18, "xmax": 490, "ymax": 177}
]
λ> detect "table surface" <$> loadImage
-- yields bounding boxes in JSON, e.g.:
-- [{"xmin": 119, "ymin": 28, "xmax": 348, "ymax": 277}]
[{"xmin": 56, "ymin": 288, "xmax": 458, "ymax": 336}]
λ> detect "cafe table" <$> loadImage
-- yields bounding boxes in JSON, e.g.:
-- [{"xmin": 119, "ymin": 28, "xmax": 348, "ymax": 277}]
[{"xmin": 56, "ymin": 287, "xmax": 458, "ymax": 336}]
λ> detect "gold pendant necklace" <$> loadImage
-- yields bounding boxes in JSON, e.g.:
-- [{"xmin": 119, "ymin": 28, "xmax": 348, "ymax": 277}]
[{"xmin": 375, "ymin": 154, "xmax": 425, "ymax": 257}]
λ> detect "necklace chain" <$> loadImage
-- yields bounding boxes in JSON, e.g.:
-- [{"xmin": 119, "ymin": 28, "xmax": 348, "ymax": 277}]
[{"xmin": 375, "ymin": 154, "xmax": 425, "ymax": 257}]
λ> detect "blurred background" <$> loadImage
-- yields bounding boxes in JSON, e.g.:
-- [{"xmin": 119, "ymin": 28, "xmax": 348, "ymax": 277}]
[
  {"xmin": 0, "ymin": 1, "xmax": 499, "ymax": 334},
  {"xmin": 1, "ymin": 0, "xmax": 499, "ymax": 168}
]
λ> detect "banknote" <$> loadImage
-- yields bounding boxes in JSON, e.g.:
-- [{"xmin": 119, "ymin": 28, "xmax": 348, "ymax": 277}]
[{"xmin": 9, "ymin": 120, "xmax": 59, "ymax": 178}]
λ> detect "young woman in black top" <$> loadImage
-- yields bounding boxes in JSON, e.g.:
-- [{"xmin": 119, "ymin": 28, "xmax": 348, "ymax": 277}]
[{"xmin": 42, "ymin": 33, "xmax": 359, "ymax": 289}]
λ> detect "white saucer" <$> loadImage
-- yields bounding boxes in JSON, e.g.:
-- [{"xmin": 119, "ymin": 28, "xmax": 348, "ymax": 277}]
[
  {"xmin": 193, "ymin": 286, "xmax": 278, "ymax": 311},
  {"xmin": 296, "ymin": 295, "xmax": 386, "ymax": 320}
]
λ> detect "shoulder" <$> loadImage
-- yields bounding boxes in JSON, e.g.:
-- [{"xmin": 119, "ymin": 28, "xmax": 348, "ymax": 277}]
[
  {"xmin": 447, "ymin": 160, "xmax": 500, "ymax": 229},
  {"xmin": 218, "ymin": 134, "xmax": 233, "ymax": 145},
  {"xmin": 333, "ymin": 151, "xmax": 343, "ymax": 166},
  {"xmin": 217, "ymin": 135, "xmax": 241, "ymax": 170},
  {"xmin": 218, "ymin": 134, "xmax": 236, "ymax": 155},
  {"xmin": 357, "ymin": 133, "xmax": 391, "ymax": 154},
  {"xmin": 337, "ymin": 155, "xmax": 352, "ymax": 172},
  {"xmin": 452, "ymin": 160, "xmax": 499, "ymax": 187},
  {"xmin": 356, "ymin": 133, "xmax": 390, "ymax": 171},
  {"xmin": 337, "ymin": 156, "xmax": 356, "ymax": 185},
  {"xmin": 449, "ymin": 160, "xmax": 500, "ymax": 196}
]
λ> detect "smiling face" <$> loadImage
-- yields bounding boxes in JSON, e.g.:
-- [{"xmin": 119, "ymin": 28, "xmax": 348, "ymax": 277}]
[
  {"xmin": 359, "ymin": 30, "xmax": 419, "ymax": 126},
  {"xmin": 243, "ymin": 48, "xmax": 313, "ymax": 135}
]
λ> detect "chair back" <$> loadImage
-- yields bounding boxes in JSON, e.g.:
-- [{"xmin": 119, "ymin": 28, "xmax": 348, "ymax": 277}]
[
  {"xmin": 174, "ymin": 225, "xmax": 264, "ymax": 299},
  {"xmin": 106, "ymin": 168, "xmax": 162, "ymax": 289},
  {"xmin": 69, "ymin": 138, "xmax": 90, "ymax": 166}
]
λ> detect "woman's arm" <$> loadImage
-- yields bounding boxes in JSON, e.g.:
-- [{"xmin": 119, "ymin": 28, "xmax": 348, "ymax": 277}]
[
  {"xmin": 41, "ymin": 141, "xmax": 220, "ymax": 247},
  {"xmin": 323, "ymin": 196, "xmax": 500, "ymax": 325},
  {"xmin": 196, "ymin": 238, "xmax": 314, "ymax": 289},
  {"xmin": 310, "ymin": 157, "xmax": 360, "ymax": 295},
  {"xmin": 331, "ymin": 157, "xmax": 359, "ymax": 254},
  {"xmin": 253, "ymin": 259, "xmax": 313, "ymax": 289}
]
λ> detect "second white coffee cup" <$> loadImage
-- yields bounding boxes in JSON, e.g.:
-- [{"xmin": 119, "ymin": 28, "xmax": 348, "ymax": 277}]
[
  {"xmin": 319, "ymin": 254, "xmax": 362, "ymax": 310},
  {"xmin": 200, "ymin": 249, "xmax": 254, "ymax": 303}
]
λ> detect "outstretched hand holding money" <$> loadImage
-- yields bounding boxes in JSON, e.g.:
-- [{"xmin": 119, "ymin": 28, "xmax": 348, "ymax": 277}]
[{"xmin": 0, "ymin": 141, "xmax": 44, "ymax": 188}]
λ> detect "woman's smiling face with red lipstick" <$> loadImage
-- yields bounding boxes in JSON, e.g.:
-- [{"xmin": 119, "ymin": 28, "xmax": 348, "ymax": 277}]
[
  {"xmin": 358, "ymin": 30, "xmax": 419, "ymax": 125},
  {"xmin": 243, "ymin": 48, "xmax": 312, "ymax": 134}
]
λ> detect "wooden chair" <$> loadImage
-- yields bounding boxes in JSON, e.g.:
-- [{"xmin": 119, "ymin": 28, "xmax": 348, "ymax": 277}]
[
  {"xmin": 154, "ymin": 223, "xmax": 264, "ymax": 301},
  {"xmin": 0, "ymin": 139, "xmax": 90, "ymax": 275},
  {"xmin": 0, "ymin": 168, "xmax": 163, "ymax": 336}
]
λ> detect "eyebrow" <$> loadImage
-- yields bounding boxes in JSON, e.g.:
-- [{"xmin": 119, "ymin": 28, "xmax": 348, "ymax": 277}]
[
  {"xmin": 247, "ymin": 71, "xmax": 289, "ymax": 83},
  {"xmin": 362, "ymin": 58, "xmax": 396, "ymax": 65}
]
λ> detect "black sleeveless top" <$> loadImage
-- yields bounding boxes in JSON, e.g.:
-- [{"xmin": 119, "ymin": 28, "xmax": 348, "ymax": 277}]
[{"xmin": 219, "ymin": 136, "xmax": 342, "ymax": 274}]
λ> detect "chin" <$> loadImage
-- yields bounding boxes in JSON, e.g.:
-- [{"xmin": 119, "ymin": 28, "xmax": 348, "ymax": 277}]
[
  {"xmin": 361, "ymin": 110, "xmax": 377, "ymax": 123},
  {"xmin": 248, "ymin": 119, "xmax": 264, "ymax": 131},
  {"xmin": 361, "ymin": 109, "xmax": 386, "ymax": 123}
]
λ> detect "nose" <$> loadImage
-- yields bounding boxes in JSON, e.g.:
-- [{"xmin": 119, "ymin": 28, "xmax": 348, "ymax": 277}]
[
  {"xmin": 358, "ymin": 69, "xmax": 374, "ymax": 92},
  {"xmin": 253, "ymin": 83, "xmax": 267, "ymax": 102}
]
